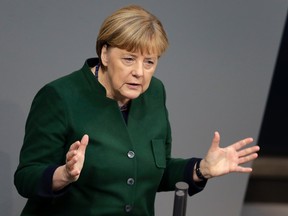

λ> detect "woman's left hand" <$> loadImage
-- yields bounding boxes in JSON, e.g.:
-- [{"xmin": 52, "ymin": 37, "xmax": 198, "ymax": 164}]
[{"xmin": 200, "ymin": 131, "xmax": 260, "ymax": 179}]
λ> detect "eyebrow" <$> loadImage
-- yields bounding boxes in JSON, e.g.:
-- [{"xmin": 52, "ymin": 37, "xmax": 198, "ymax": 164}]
[{"xmin": 124, "ymin": 52, "xmax": 157, "ymax": 59}]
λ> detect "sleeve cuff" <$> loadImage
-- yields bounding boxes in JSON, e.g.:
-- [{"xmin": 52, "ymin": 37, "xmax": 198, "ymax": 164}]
[
  {"xmin": 37, "ymin": 165, "xmax": 71, "ymax": 198},
  {"xmin": 184, "ymin": 158, "xmax": 208, "ymax": 196}
]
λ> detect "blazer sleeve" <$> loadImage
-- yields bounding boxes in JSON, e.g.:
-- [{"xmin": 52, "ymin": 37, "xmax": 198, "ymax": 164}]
[{"xmin": 14, "ymin": 84, "xmax": 68, "ymax": 198}]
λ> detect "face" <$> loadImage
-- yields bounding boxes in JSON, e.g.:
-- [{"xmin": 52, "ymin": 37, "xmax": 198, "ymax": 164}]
[{"xmin": 100, "ymin": 46, "xmax": 158, "ymax": 105}]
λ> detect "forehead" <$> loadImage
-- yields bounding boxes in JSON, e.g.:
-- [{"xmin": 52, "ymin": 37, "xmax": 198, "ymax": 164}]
[{"xmin": 110, "ymin": 47, "xmax": 158, "ymax": 58}]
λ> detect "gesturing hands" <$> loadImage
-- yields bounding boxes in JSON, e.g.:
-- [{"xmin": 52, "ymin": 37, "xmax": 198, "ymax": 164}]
[
  {"xmin": 53, "ymin": 135, "xmax": 89, "ymax": 191},
  {"xmin": 198, "ymin": 132, "xmax": 260, "ymax": 180},
  {"xmin": 52, "ymin": 132, "xmax": 260, "ymax": 190},
  {"xmin": 65, "ymin": 134, "xmax": 89, "ymax": 182}
]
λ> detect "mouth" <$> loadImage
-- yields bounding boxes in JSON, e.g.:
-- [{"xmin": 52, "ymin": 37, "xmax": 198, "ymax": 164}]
[
  {"xmin": 126, "ymin": 83, "xmax": 141, "ymax": 89},
  {"xmin": 128, "ymin": 83, "xmax": 140, "ymax": 86}
]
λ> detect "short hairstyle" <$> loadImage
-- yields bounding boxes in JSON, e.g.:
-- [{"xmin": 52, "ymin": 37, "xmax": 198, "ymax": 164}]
[{"xmin": 96, "ymin": 5, "xmax": 169, "ymax": 69}]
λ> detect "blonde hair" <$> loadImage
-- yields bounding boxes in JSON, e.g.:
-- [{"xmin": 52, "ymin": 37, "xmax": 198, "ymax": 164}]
[{"xmin": 96, "ymin": 5, "xmax": 169, "ymax": 69}]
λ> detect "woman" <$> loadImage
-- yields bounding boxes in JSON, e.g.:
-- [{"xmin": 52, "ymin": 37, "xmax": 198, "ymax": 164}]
[{"xmin": 14, "ymin": 5, "xmax": 260, "ymax": 216}]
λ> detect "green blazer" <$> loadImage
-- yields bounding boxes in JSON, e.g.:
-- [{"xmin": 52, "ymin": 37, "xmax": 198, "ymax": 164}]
[{"xmin": 14, "ymin": 58, "xmax": 205, "ymax": 216}]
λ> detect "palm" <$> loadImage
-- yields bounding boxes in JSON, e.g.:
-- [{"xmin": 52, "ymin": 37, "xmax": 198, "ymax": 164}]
[{"xmin": 203, "ymin": 132, "xmax": 260, "ymax": 177}]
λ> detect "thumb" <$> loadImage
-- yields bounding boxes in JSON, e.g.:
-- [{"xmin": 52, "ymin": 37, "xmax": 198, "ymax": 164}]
[
  {"xmin": 78, "ymin": 134, "xmax": 89, "ymax": 153},
  {"xmin": 210, "ymin": 131, "xmax": 220, "ymax": 151},
  {"xmin": 81, "ymin": 134, "xmax": 89, "ymax": 146}
]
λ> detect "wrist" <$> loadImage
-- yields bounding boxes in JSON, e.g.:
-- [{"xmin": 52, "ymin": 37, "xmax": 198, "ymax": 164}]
[
  {"xmin": 197, "ymin": 159, "xmax": 213, "ymax": 180},
  {"xmin": 195, "ymin": 159, "xmax": 207, "ymax": 181},
  {"xmin": 52, "ymin": 165, "xmax": 72, "ymax": 191}
]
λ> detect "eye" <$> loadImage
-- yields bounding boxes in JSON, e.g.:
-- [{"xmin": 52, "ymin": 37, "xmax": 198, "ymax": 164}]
[
  {"xmin": 144, "ymin": 59, "xmax": 155, "ymax": 69},
  {"xmin": 122, "ymin": 57, "xmax": 135, "ymax": 64},
  {"xmin": 148, "ymin": 60, "xmax": 155, "ymax": 65}
]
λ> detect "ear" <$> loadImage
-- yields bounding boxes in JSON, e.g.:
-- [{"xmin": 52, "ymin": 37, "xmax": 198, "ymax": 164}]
[{"xmin": 101, "ymin": 45, "xmax": 109, "ymax": 67}]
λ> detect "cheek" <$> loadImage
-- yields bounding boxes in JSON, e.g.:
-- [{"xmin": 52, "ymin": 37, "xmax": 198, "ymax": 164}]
[
  {"xmin": 143, "ymin": 74, "xmax": 154, "ymax": 91},
  {"xmin": 112, "ymin": 75, "xmax": 124, "ymax": 89},
  {"xmin": 109, "ymin": 67, "xmax": 126, "ymax": 86}
]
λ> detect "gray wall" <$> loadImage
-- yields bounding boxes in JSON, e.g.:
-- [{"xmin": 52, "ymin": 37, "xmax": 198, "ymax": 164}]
[{"xmin": 1, "ymin": 0, "xmax": 287, "ymax": 215}]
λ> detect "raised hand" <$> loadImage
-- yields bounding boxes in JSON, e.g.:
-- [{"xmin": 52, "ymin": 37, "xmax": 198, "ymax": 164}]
[
  {"xmin": 199, "ymin": 132, "xmax": 260, "ymax": 179},
  {"xmin": 65, "ymin": 134, "xmax": 89, "ymax": 182},
  {"xmin": 52, "ymin": 134, "xmax": 89, "ymax": 191}
]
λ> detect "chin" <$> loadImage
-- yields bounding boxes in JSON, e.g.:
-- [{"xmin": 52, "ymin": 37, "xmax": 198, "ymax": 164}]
[
  {"xmin": 121, "ymin": 86, "xmax": 148, "ymax": 100},
  {"xmin": 128, "ymin": 94, "xmax": 141, "ymax": 100},
  {"xmin": 124, "ymin": 92, "xmax": 142, "ymax": 100}
]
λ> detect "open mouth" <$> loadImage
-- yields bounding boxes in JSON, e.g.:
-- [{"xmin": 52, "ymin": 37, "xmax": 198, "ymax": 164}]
[{"xmin": 127, "ymin": 83, "xmax": 141, "ymax": 89}]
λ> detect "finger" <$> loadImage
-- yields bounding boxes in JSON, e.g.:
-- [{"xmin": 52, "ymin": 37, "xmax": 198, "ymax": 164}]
[
  {"xmin": 81, "ymin": 134, "xmax": 89, "ymax": 146},
  {"xmin": 233, "ymin": 137, "xmax": 254, "ymax": 151},
  {"xmin": 69, "ymin": 170, "xmax": 80, "ymax": 178},
  {"xmin": 66, "ymin": 154, "xmax": 78, "ymax": 167},
  {"xmin": 210, "ymin": 131, "xmax": 220, "ymax": 150},
  {"xmin": 235, "ymin": 166, "xmax": 253, "ymax": 173},
  {"xmin": 238, "ymin": 145, "xmax": 260, "ymax": 157},
  {"xmin": 238, "ymin": 152, "xmax": 259, "ymax": 164},
  {"xmin": 78, "ymin": 134, "xmax": 89, "ymax": 154},
  {"xmin": 69, "ymin": 141, "xmax": 81, "ymax": 151},
  {"xmin": 65, "ymin": 162, "xmax": 80, "ymax": 179},
  {"xmin": 66, "ymin": 149, "xmax": 77, "ymax": 161}
]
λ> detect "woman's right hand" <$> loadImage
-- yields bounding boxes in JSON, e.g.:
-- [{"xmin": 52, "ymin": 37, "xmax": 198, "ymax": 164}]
[{"xmin": 52, "ymin": 134, "xmax": 89, "ymax": 191}]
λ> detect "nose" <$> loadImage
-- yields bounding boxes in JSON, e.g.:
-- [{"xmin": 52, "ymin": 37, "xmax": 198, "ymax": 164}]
[{"xmin": 132, "ymin": 62, "xmax": 144, "ymax": 78}]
